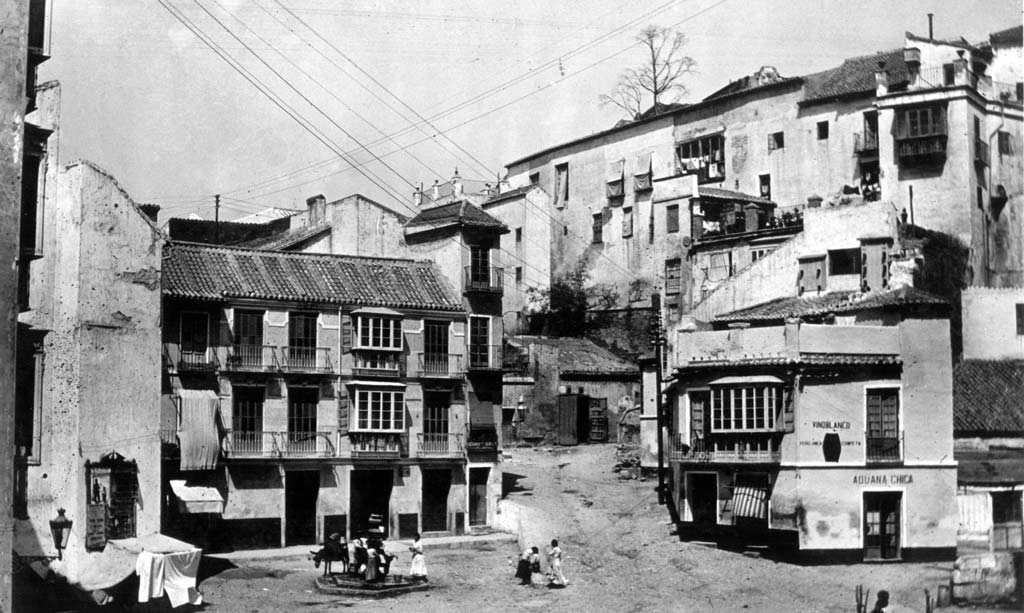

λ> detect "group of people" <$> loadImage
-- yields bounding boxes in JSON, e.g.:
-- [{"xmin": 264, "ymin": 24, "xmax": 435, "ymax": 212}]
[
  {"xmin": 513, "ymin": 539, "xmax": 569, "ymax": 588},
  {"xmin": 312, "ymin": 531, "xmax": 428, "ymax": 582}
]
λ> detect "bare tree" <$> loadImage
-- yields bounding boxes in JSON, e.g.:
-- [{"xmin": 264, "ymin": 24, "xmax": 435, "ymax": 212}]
[{"xmin": 600, "ymin": 26, "xmax": 697, "ymax": 119}]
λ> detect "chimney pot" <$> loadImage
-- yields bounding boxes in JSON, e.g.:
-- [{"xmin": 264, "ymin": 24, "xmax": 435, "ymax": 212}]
[{"xmin": 432, "ymin": 179, "xmax": 440, "ymax": 201}]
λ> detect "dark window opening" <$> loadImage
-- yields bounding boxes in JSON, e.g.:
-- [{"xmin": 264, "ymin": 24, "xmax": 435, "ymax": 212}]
[
  {"xmin": 768, "ymin": 132, "xmax": 784, "ymax": 151},
  {"xmin": 1016, "ymin": 304, "xmax": 1024, "ymax": 335},
  {"xmin": 529, "ymin": 172, "xmax": 540, "ymax": 185},
  {"xmin": 828, "ymin": 248, "xmax": 861, "ymax": 275},
  {"xmin": 817, "ymin": 121, "xmax": 829, "ymax": 140},
  {"xmin": 992, "ymin": 491, "xmax": 1023, "ymax": 525},
  {"xmin": 758, "ymin": 174, "xmax": 771, "ymax": 201},
  {"xmin": 942, "ymin": 63, "xmax": 955, "ymax": 85},
  {"xmin": 554, "ymin": 163, "xmax": 569, "ymax": 206},
  {"xmin": 676, "ymin": 134, "xmax": 725, "ymax": 183},
  {"xmin": 592, "ymin": 213, "xmax": 603, "ymax": 244},
  {"xmin": 666, "ymin": 205, "xmax": 679, "ymax": 234},
  {"xmin": 998, "ymin": 131, "xmax": 1014, "ymax": 156}
]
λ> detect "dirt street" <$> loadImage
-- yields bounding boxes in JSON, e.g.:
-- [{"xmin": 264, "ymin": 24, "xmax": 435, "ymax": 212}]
[{"xmin": 194, "ymin": 445, "xmax": 1009, "ymax": 612}]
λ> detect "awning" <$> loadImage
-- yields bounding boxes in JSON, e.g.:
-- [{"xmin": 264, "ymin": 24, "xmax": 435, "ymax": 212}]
[
  {"xmin": 606, "ymin": 159, "xmax": 624, "ymax": 182},
  {"xmin": 177, "ymin": 389, "xmax": 220, "ymax": 472},
  {"xmin": 169, "ymin": 480, "xmax": 224, "ymax": 514},
  {"xmin": 732, "ymin": 486, "xmax": 768, "ymax": 519},
  {"xmin": 470, "ymin": 400, "xmax": 496, "ymax": 425},
  {"xmin": 350, "ymin": 306, "xmax": 403, "ymax": 317},
  {"xmin": 709, "ymin": 375, "xmax": 783, "ymax": 385}
]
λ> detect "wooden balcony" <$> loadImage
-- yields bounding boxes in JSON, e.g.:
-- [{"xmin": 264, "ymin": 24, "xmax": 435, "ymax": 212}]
[
  {"xmin": 466, "ymin": 426, "xmax": 499, "ymax": 452},
  {"xmin": 279, "ymin": 346, "xmax": 333, "ymax": 373},
  {"xmin": 467, "ymin": 345, "xmax": 503, "ymax": 372},
  {"xmin": 670, "ymin": 434, "xmax": 781, "ymax": 464},
  {"xmin": 417, "ymin": 433, "xmax": 465, "ymax": 458},
  {"xmin": 352, "ymin": 350, "xmax": 405, "ymax": 378},
  {"xmin": 348, "ymin": 432, "xmax": 402, "ymax": 459},
  {"xmin": 224, "ymin": 344, "xmax": 278, "ymax": 371},
  {"xmin": 417, "ymin": 353, "xmax": 463, "ymax": 378},
  {"xmin": 463, "ymin": 266, "xmax": 503, "ymax": 295},
  {"xmin": 223, "ymin": 430, "xmax": 335, "ymax": 458},
  {"xmin": 853, "ymin": 131, "xmax": 879, "ymax": 155}
]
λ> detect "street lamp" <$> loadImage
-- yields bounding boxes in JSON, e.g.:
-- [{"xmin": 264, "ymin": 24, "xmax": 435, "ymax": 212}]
[{"xmin": 49, "ymin": 508, "xmax": 73, "ymax": 560}]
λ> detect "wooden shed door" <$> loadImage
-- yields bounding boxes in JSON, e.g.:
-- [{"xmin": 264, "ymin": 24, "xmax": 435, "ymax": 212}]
[{"xmin": 557, "ymin": 396, "xmax": 578, "ymax": 446}]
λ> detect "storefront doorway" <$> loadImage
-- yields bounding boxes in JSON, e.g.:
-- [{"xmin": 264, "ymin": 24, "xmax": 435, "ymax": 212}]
[
  {"xmin": 351, "ymin": 469, "xmax": 393, "ymax": 537},
  {"xmin": 422, "ymin": 469, "xmax": 452, "ymax": 532},
  {"xmin": 285, "ymin": 470, "xmax": 319, "ymax": 545},
  {"xmin": 864, "ymin": 491, "xmax": 902, "ymax": 560},
  {"xmin": 469, "ymin": 467, "xmax": 489, "ymax": 526},
  {"xmin": 686, "ymin": 473, "xmax": 718, "ymax": 524}
]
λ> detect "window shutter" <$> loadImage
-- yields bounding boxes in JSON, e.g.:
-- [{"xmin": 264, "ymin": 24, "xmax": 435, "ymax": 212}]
[
  {"xmin": 338, "ymin": 391, "xmax": 350, "ymax": 436},
  {"xmin": 782, "ymin": 378, "xmax": 797, "ymax": 433},
  {"xmin": 341, "ymin": 314, "xmax": 353, "ymax": 353},
  {"xmin": 690, "ymin": 396, "xmax": 705, "ymax": 440}
]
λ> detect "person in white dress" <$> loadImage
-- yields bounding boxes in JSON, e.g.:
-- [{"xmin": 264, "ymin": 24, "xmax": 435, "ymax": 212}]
[
  {"xmin": 547, "ymin": 539, "xmax": 568, "ymax": 587},
  {"xmin": 408, "ymin": 533, "xmax": 427, "ymax": 580}
]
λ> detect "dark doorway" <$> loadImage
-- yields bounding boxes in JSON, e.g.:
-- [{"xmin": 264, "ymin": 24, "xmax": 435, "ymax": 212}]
[
  {"xmin": 351, "ymin": 470, "xmax": 393, "ymax": 537},
  {"xmin": 422, "ymin": 469, "xmax": 452, "ymax": 532},
  {"xmin": 687, "ymin": 473, "xmax": 718, "ymax": 524},
  {"xmin": 469, "ymin": 468, "xmax": 489, "ymax": 526},
  {"xmin": 285, "ymin": 470, "xmax": 319, "ymax": 545},
  {"xmin": 864, "ymin": 491, "xmax": 901, "ymax": 560}
]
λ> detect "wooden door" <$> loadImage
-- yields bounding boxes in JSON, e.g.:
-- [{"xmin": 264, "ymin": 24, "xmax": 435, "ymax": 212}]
[
  {"xmin": 864, "ymin": 492, "xmax": 901, "ymax": 560},
  {"xmin": 557, "ymin": 396, "xmax": 578, "ymax": 446}
]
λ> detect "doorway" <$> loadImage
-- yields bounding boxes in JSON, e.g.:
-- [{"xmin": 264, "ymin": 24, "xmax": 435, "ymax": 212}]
[
  {"xmin": 422, "ymin": 469, "xmax": 452, "ymax": 532},
  {"xmin": 864, "ymin": 491, "xmax": 902, "ymax": 560},
  {"xmin": 469, "ymin": 467, "xmax": 489, "ymax": 526},
  {"xmin": 351, "ymin": 470, "xmax": 393, "ymax": 537},
  {"xmin": 285, "ymin": 471, "xmax": 319, "ymax": 545},
  {"xmin": 686, "ymin": 473, "xmax": 718, "ymax": 524}
]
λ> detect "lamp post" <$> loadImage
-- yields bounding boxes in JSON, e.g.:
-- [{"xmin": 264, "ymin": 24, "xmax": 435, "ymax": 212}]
[
  {"xmin": 650, "ymin": 293, "xmax": 666, "ymax": 505},
  {"xmin": 49, "ymin": 508, "xmax": 73, "ymax": 560}
]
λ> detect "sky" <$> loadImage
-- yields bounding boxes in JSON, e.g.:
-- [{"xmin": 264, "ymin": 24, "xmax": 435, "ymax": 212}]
[{"xmin": 39, "ymin": 0, "xmax": 1021, "ymax": 222}]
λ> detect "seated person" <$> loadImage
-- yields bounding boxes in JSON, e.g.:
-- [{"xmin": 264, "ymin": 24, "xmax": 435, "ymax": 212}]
[
  {"xmin": 312, "ymin": 532, "xmax": 348, "ymax": 574},
  {"xmin": 351, "ymin": 538, "xmax": 369, "ymax": 577}
]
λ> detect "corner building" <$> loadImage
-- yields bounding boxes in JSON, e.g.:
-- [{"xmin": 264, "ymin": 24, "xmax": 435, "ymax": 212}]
[{"xmin": 161, "ymin": 242, "xmax": 496, "ymax": 548}]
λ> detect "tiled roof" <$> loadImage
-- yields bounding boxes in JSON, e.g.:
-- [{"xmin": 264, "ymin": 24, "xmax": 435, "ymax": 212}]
[
  {"xmin": 703, "ymin": 68, "xmax": 800, "ymax": 102},
  {"xmin": 990, "ymin": 25, "xmax": 1023, "ymax": 47},
  {"xmin": 953, "ymin": 360, "xmax": 1024, "ymax": 434},
  {"xmin": 234, "ymin": 224, "xmax": 330, "ymax": 250},
  {"xmin": 162, "ymin": 242, "xmax": 462, "ymax": 311},
  {"xmin": 801, "ymin": 49, "xmax": 909, "ymax": 105},
  {"xmin": 679, "ymin": 354, "xmax": 901, "ymax": 371},
  {"xmin": 511, "ymin": 336, "xmax": 637, "ymax": 376},
  {"xmin": 405, "ymin": 200, "xmax": 508, "ymax": 232},
  {"xmin": 483, "ymin": 185, "xmax": 535, "ymax": 206},
  {"xmin": 715, "ymin": 287, "xmax": 948, "ymax": 323},
  {"xmin": 698, "ymin": 186, "xmax": 773, "ymax": 205}
]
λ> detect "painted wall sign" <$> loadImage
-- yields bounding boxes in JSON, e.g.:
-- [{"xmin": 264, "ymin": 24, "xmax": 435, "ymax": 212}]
[
  {"xmin": 853, "ymin": 474, "xmax": 914, "ymax": 485},
  {"xmin": 811, "ymin": 420, "xmax": 851, "ymax": 429}
]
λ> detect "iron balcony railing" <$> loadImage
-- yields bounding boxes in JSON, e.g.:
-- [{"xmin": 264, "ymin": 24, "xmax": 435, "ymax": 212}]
[
  {"xmin": 670, "ymin": 434, "xmax": 781, "ymax": 463},
  {"xmin": 225, "ymin": 344, "xmax": 278, "ymax": 371},
  {"xmin": 467, "ymin": 344, "xmax": 503, "ymax": 371},
  {"xmin": 417, "ymin": 353, "xmax": 463, "ymax": 377},
  {"xmin": 352, "ymin": 350, "xmax": 405, "ymax": 377},
  {"xmin": 162, "ymin": 343, "xmax": 218, "ymax": 372},
  {"xmin": 279, "ymin": 346, "xmax": 333, "ymax": 373},
  {"xmin": 463, "ymin": 266, "xmax": 503, "ymax": 294},
  {"xmin": 866, "ymin": 434, "xmax": 903, "ymax": 463},
  {"xmin": 224, "ymin": 430, "xmax": 335, "ymax": 458},
  {"xmin": 466, "ymin": 426, "xmax": 499, "ymax": 452},
  {"xmin": 417, "ymin": 433, "xmax": 465, "ymax": 457},
  {"xmin": 853, "ymin": 131, "xmax": 879, "ymax": 154},
  {"xmin": 348, "ymin": 432, "xmax": 402, "ymax": 459}
]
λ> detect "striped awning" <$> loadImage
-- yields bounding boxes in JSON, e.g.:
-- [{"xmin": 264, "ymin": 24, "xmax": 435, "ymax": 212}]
[{"xmin": 732, "ymin": 486, "xmax": 768, "ymax": 519}]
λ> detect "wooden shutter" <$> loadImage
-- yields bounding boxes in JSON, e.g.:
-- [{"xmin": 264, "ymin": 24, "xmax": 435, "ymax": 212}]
[
  {"xmin": 881, "ymin": 391, "xmax": 899, "ymax": 439},
  {"xmin": 782, "ymin": 377, "xmax": 797, "ymax": 433},
  {"xmin": 340, "ymin": 314, "xmax": 353, "ymax": 353},
  {"xmin": 690, "ymin": 394, "xmax": 705, "ymax": 439},
  {"xmin": 338, "ymin": 391, "xmax": 349, "ymax": 436},
  {"xmin": 866, "ymin": 391, "xmax": 882, "ymax": 438}
]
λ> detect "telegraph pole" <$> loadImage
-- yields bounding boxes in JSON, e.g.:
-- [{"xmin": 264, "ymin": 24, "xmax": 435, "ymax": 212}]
[
  {"xmin": 650, "ymin": 292, "xmax": 666, "ymax": 505},
  {"xmin": 214, "ymin": 194, "xmax": 221, "ymax": 243}
]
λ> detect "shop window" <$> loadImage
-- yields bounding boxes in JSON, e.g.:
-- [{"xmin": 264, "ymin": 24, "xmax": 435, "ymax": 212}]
[
  {"xmin": 817, "ymin": 121, "xmax": 829, "ymax": 140},
  {"xmin": 768, "ymin": 132, "xmax": 784, "ymax": 151}
]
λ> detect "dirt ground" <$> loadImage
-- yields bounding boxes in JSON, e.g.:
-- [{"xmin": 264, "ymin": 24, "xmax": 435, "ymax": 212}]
[{"xmin": 192, "ymin": 445, "xmax": 1015, "ymax": 613}]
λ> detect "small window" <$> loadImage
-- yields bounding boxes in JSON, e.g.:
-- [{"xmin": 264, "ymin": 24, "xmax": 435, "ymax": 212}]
[
  {"xmin": 758, "ymin": 174, "xmax": 771, "ymax": 201},
  {"xmin": 529, "ymin": 172, "xmax": 540, "ymax": 185},
  {"xmin": 666, "ymin": 204, "xmax": 679, "ymax": 234},
  {"xmin": 665, "ymin": 259, "xmax": 681, "ymax": 295},
  {"xmin": 817, "ymin": 121, "xmax": 829, "ymax": 140},
  {"xmin": 998, "ymin": 131, "xmax": 1014, "ymax": 156},
  {"xmin": 515, "ymin": 267, "xmax": 523, "ymax": 285},
  {"xmin": 515, "ymin": 227, "xmax": 522, "ymax": 243},
  {"xmin": 1016, "ymin": 304, "xmax": 1024, "ymax": 335},
  {"xmin": 828, "ymin": 248, "xmax": 861, "ymax": 275},
  {"xmin": 992, "ymin": 491, "xmax": 1023, "ymax": 525},
  {"xmin": 768, "ymin": 132, "xmax": 784, "ymax": 151},
  {"xmin": 622, "ymin": 207, "xmax": 633, "ymax": 238},
  {"xmin": 942, "ymin": 63, "xmax": 955, "ymax": 86},
  {"xmin": 554, "ymin": 163, "xmax": 569, "ymax": 207},
  {"xmin": 592, "ymin": 213, "xmax": 603, "ymax": 244}
]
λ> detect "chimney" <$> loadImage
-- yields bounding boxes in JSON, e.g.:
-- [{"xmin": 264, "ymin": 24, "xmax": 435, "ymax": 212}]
[
  {"xmin": 927, "ymin": 13, "xmax": 934, "ymax": 41},
  {"xmin": 413, "ymin": 183, "xmax": 422, "ymax": 208},
  {"xmin": 431, "ymin": 179, "xmax": 440, "ymax": 202},
  {"xmin": 784, "ymin": 317, "xmax": 801, "ymax": 359},
  {"xmin": 875, "ymin": 60, "xmax": 889, "ymax": 96},
  {"xmin": 306, "ymin": 194, "xmax": 326, "ymax": 226},
  {"xmin": 452, "ymin": 168, "xmax": 463, "ymax": 197},
  {"xmin": 953, "ymin": 50, "xmax": 969, "ymax": 86}
]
